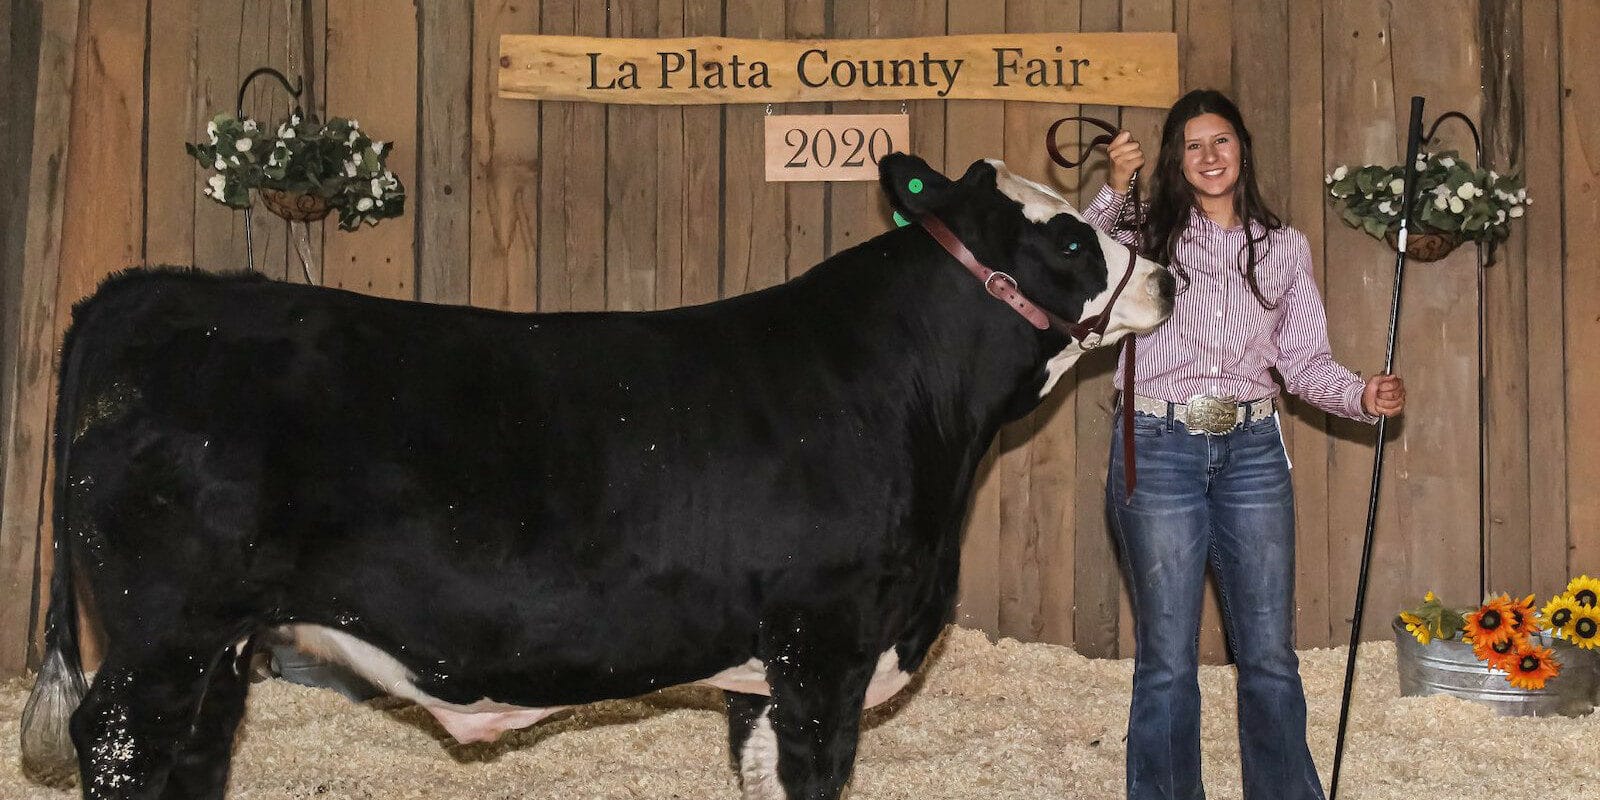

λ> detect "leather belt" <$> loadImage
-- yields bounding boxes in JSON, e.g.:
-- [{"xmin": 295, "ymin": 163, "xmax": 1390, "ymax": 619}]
[{"xmin": 1129, "ymin": 393, "xmax": 1276, "ymax": 435}]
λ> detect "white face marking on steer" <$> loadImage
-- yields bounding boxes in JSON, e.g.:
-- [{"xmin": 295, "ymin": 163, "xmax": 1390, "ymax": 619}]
[
  {"xmin": 984, "ymin": 159, "xmax": 1171, "ymax": 396},
  {"xmin": 284, "ymin": 625, "xmax": 910, "ymax": 745}
]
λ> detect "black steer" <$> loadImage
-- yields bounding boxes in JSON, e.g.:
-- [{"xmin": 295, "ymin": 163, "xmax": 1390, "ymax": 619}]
[{"xmin": 22, "ymin": 154, "xmax": 1172, "ymax": 800}]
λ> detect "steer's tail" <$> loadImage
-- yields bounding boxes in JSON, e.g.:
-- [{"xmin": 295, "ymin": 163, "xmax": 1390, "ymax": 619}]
[{"xmin": 19, "ymin": 322, "xmax": 91, "ymax": 788}]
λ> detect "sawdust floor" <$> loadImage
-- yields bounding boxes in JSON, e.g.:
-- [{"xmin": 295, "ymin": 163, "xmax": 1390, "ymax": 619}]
[{"xmin": 0, "ymin": 627, "xmax": 1593, "ymax": 799}]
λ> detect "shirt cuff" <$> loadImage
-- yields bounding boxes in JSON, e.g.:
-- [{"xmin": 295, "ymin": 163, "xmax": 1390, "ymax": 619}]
[
  {"xmin": 1091, "ymin": 185, "xmax": 1127, "ymax": 219},
  {"xmin": 1344, "ymin": 379, "xmax": 1380, "ymax": 424}
]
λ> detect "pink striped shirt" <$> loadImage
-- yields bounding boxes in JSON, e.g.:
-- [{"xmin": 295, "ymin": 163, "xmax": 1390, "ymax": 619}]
[{"xmin": 1084, "ymin": 186, "xmax": 1376, "ymax": 423}]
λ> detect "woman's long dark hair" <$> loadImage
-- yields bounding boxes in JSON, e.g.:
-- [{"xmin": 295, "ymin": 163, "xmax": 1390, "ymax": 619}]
[{"xmin": 1139, "ymin": 89, "xmax": 1284, "ymax": 309}]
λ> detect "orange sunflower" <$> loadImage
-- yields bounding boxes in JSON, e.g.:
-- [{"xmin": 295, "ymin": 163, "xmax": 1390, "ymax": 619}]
[
  {"xmin": 1505, "ymin": 594, "xmax": 1543, "ymax": 637},
  {"xmin": 1464, "ymin": 594, "xmax": 1521, "ymax": 661},
  {"xmin": 1504, "ymin": 644, "xmax": 1561, "ymax": 691},
  {"xmin": 1568, "ymin": 606, "xmax": 1600, "ymax": 651}
]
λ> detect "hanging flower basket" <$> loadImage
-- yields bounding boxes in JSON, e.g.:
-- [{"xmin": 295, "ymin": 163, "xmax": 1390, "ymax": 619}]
[
  {"xmin": 1383, "ymin": 228, "xmax": 1461, "ymax": 263},
  {"xmin": 1324, "ymin": 151, "xmax": 1528, "ymax": 261},
  {"xmin": 259, "ymin": 188, "xmax": 332, "ymax": 222},
  {"xmin": 187, "ymin": 112, "xmax": 405, "ymax": 231}
]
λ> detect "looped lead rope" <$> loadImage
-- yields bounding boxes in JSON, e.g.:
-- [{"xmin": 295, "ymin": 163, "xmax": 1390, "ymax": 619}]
[{"xmin": 1046, "ymin": 115, "xmax": 1145, "ymax": 500}]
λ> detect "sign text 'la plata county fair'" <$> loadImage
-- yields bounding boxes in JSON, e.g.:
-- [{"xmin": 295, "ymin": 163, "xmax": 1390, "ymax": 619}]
[{"xmin": 499, "ymin": 33, "xmax": 1178, "ymax": 108}]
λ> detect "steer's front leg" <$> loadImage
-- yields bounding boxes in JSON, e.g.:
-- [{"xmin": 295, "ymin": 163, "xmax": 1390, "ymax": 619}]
[{"xmin": 741, "ymin": 612, "xmax": 876, "ymax": 800}]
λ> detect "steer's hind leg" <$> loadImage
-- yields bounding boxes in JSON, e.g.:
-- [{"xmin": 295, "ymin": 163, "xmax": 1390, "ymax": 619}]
[
  {"xmin": 725, "ymin": 691, "xmax": 781, "ymax": 798},
  {"xmin": 158, "ymin": 639, "xmax": 256, "ymax": 800},
  {"xmin": 70, "ymin": 645, "xmax": 236, "ymax": 800},
  {"xmin": 753, "ymin": 616, "xmax": 877, "ymax": 800}
]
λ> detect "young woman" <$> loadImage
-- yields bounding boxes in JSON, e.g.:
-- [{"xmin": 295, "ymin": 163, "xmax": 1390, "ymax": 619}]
[{"xmin": 1082, "ymin": 89, "xmax": 1405, "ymax": 800}]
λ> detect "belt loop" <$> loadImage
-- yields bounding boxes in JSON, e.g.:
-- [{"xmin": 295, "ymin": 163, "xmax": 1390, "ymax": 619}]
[{"xmin": 1165, "ymin": 400, "xmax": 1175, "ymax": 432}]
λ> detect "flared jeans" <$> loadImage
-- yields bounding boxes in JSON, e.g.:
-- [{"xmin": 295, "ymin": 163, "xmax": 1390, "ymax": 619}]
[{"xmin": 1107, "ymin": 408, "xmax": 1325, "ymax": 800}]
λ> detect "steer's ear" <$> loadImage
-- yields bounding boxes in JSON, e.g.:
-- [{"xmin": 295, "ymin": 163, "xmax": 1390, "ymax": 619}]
[{"xmin": 879, "ymin": 153, "xmax": 954, "ymax": 221}]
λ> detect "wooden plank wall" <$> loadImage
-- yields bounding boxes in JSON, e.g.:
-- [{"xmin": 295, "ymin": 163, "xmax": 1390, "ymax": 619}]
[{"xmin": 1, "ymin": 0, "xmax": 1596, "ymax": 673}]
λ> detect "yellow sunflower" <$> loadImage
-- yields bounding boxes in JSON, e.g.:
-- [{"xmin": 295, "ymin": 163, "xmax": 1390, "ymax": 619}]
[
  {"xmin": 1504, "ymin": 644, "xmax": 1562, "ymax": 691},
  {"xmin": 1399, "ymin": 611, "xmax": 1433, "ymax": 645},
  {"xmin": 1568, "ymin": 605, "xmax": 1600, "ymax": 651},
  {"xmin": 1567, "ymin": 575, "xmax": 1600, "ymax": 608},
  {"xmin": 1399, "ymin": 590, "xmax": 1464, "ymax": 645},
  {"xmin": 1543, "ymin": 594, "xmax": 1580, "ymax": 637}
]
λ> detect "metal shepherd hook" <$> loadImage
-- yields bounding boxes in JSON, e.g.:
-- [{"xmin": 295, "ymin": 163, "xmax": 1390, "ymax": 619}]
[{"xmin": 1328, "ymin": 94, "xmax": 1427, "ymax": 800}]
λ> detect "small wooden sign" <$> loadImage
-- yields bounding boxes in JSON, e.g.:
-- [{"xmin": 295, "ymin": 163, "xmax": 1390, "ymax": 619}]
[
  {"xmin": 499, "ymin": 33, "xmax": 1178, "ymax": 108},
  {"xmin": 764, "ymin": 115, "xmax": 909, "ymax": 182}
]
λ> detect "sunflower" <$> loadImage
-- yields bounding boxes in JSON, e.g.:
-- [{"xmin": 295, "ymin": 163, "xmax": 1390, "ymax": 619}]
[
  {"xmin": 1567, "ymin": 575, "xmax": 1600, "ymax": 608},
  {"xmin": 1568, "ymin": 606, "xmax": 1600, "ymax": 651},
  {"xmin": 1504, "ymin": 644, "xmax": 1561, "ymax": 691},
  {"xmin": 1399, "ymin": 611, "xmax": 1433, "ymax": 645},
  {"xmin": 1505, "ymin": 593, "xmax": 1543, "ymax": 636},
  {"xmin": 1464, "ymin": 595, "xmax": 1519, "ymax": 655},
  {"xmin": 1398, "ymin": 590, "xmax": 1464, "ymax": 645},
  {"xmin": 1544, "ymin": 594, "xmax": 1580, "ymax": 637},
  {"xmin": 1480, "ymin": 635, "xmax": 1522, "ymax": 672}
]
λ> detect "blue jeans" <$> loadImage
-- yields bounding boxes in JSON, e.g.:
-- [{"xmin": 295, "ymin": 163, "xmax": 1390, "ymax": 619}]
[{"xmin": 1107, "ymin": 407, "xmax": 1325, "ymax": 800}]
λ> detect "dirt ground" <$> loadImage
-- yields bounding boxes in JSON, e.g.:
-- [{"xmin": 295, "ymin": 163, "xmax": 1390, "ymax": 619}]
[{"xmin": 0, "ymin": 627, "xmax": 1592, "ymax": 799}]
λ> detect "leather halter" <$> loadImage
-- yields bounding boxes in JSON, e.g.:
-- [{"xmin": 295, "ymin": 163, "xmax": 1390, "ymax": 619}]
[{"xmin": 916, "ymin": 214, "xmax": 1139, "ymax": 349}]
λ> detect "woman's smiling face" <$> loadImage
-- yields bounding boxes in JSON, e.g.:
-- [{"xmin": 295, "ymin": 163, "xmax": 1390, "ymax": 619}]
[{"xmin": 1181, "ymin": 113, "xmax": 1241, "ymax": 201}]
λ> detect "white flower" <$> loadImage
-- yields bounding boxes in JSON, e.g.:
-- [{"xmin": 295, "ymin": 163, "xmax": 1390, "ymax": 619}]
[
  {"xmin": 1457, "ymin": 182, "xmax": 1476, "ymax": 199},
  {"xmin": 1496, "ymin": 210, "xmax": 1507, "ymax": 224},
  {"xmin": 1324, "ymin": 173, "xmax": 1333, "ymax": 185},
  {"xmin": 1448, "ymin": 196, "xmax": 1465, "ymax": 214},
  {"xmin": 1434, "ymin": 196, "xmax": 1448, "ymax": 211},
  {"xmin": 1378, "ymin": 200, "xmax": 1394, "ymax": 215},
  {"xmin": 1510, "ymin": 205, "xmax": 1524, "ymax": 218},
  {"xmin": 1416, "ymin": 155, "xmax": 1427, "ymax": 170},
  {"xmin": 1332, "ymin": 165, "xmax": 1348, "ymax": 180},
  {"xmin": 243, "ymin": 119, "xmax": 258, "ymax": 132},
  {"xmin": 343, "ymin": 161, "xmax": 358, "ymax": 177},
  {"xmin": 1439, "ymin": 156, "xmax": 1455, "ymax": 168},
  {"xmin": 235, "ymin": 138, "xmax": 253, "ymax": 152},
  {"xmin": 229, "ymin": 155, "xmax": 240, "ymax": 165},
  {"xmin": 277, "ymin": 123, "xmax": 296, "ymax": 139},
  {"xmin": 1389, "ymin": 178, "xmax": 1404, "ymax": 194},
  {"xmin": 207, "ymin": 174, "xmax": 226, "ymax": 193},
  {"xmin": 1517, "ymin": 187, "xmax": 1527, "ymax": 201},
  {"xmin": 1433, "ymin": 185, "xmax": 1452, "ymax": 198},
  {"xmin": 356, "ymin": 197, "xmax": 374, "ymax": 211},
  {"xmin": 347, "ymin": 131, "xmax": 359, "ymax": 146},
  {"xmin": 382, "ymin": 170, "xmax": 398, "ymax": 188},
  {"xmin": 1489, "ymin": 170, "xmax": 1499, "ymax": 182},
  {"xmin": 214, "ymin": 156, "xmax": 227, "ymax": 171},
  {"xmin": 370, "ymin": 178, "xmax": 384, "ymax": 196},
  {"xmin": 371, "ymin": 141, "xmax": 386, "ymax": 156},
  {"xmin": 206, "ymin": 120, "xmax": 218, "ymax": 144},
  {"xmin": 290, "ymin": 113, "xmax": 302, "ymax": 125}
]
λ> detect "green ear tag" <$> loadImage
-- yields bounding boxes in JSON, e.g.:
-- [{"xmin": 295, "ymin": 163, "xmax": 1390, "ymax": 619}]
[
  {"xmin": 893, "ymin": 211, "xmax": 910, "ymax": 228},
  {"xmin": 907, "ymin": 178, "xmax": 925, "ymax": 194}
]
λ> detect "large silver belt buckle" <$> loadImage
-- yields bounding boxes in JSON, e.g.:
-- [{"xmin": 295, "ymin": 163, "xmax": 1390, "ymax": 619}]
[{"xmin": 1184, "ymin": 393, "xmax": 1240, "ymax": 434}]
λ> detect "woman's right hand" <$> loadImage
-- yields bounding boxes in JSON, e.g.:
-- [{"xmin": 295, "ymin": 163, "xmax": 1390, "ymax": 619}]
[{"xmin": 1107, "ymin": 130, "xmax": 1145, "ymax": 195}]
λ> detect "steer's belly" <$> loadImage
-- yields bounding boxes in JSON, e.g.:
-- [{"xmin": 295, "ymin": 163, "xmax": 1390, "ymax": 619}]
[{"xmin": 284, "ymin": 625, "xmax": 912, "ymax": 744}]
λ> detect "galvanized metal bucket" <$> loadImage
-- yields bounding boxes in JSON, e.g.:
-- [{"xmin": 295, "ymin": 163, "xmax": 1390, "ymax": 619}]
[{"xmin": 1393, "ymin": 617, "xmax": 1600, "ymax": 717}]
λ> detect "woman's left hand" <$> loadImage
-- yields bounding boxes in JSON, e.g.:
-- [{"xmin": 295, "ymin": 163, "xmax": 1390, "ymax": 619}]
[{"xmin": 1362, "ymin": 373, "xmax": 1406, "ymax": 417}]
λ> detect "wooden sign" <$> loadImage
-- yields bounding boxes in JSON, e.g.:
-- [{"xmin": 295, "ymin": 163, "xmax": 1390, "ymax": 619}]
[
  {"xmin": 764, "ymin": 115, "xmax": 909, "ymax": 182},
  {"xmin": 499, "ymin": 33, "xmax": 1178, "ymax": 108}
]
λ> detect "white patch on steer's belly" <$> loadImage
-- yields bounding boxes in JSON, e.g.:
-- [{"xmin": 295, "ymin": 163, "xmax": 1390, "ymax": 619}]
[
  {"xmin": 285, "ymin": 626, "xmax": 910, "ymax": 745},
  {"xmin": 285, "ymin": 625, "xmax": 566, "ymax": 744},
  {"xmin": 700, "ymin": 647, "xmax": 910, "ymax": 709}
]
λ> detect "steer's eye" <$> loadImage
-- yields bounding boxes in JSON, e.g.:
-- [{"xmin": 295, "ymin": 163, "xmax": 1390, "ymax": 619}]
[{"xmin": 1065, "ymin": 241, "xmax": 1082, "ymax": 253}]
